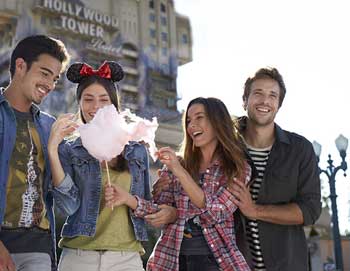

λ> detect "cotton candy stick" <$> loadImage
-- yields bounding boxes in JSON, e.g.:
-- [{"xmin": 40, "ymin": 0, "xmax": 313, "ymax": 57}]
[{"xmin": 104, "ymin": 160, "xmax": 113, "ymax": 210}]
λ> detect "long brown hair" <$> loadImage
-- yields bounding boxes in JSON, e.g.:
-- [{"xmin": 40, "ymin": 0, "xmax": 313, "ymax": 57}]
[{"xmin": 181, "ymin": 97, "xmax": 246, "ymax": 183}]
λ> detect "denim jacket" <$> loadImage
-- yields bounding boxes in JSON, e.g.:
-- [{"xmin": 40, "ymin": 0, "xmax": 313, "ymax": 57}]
[
  {"xmin": 52, "ymin": 139, "xmax": 152, "ymax": 241},
  {"xmin": 0, "ymin": 90, "xmax": 77, "ymax": 270}
]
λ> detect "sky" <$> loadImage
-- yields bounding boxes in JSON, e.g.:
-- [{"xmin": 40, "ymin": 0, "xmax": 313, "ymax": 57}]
[{"xmin": 174, "ymin": 0, "xmax": 350, "ymax": 234}]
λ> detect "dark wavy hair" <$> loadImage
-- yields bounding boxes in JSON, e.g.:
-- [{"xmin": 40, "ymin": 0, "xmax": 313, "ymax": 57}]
[
  {"xmin": 180, "ymin": 97, "xmax": 246, "ymax": 183},
  {"xmin": 66, "ymin": 61, "xmax": 124, "ymax": 123},
  {"xmin": 243, "ymin": 67, "xmax": 286, "ymax": 107},
  {"xmin": 10, "ymin": 35, "xmax": 70, "ymax": 78}
]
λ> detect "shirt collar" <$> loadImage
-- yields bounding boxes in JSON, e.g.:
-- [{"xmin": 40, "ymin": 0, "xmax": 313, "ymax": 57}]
[{"xmin": 238, "ymin": 115, "xmax": 290, "ymax": 145}]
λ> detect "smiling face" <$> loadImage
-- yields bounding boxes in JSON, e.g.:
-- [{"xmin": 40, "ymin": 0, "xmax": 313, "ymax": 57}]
[
  {"xmin": 244, "ymin": 78, "xmax": 280, "ymax": 127},
  {"xmin": 16, "ymin": 54, "xmax": 62, "ymax": 105},
  {"xmin": 79, "ymin": 83, "xmax": 112, "ymax": 123},
  {"xmin": 186, "ymin": 103, "xmax": 218, "ymax": 151}
]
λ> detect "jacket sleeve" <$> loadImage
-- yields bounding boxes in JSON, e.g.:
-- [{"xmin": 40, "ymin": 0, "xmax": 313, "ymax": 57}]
[
  {"xmin": 143, "ymin": 145, "xmax": 152, "ymax": 201},
  {"xmin": 188, "ymin": 163, "xmax": 251, "ymax": 226},
  {"xmin": 133, "ymin": 169, "xmax": 176, "ymax": 217},
  {"xmin": 51, "ymin": 143, "xmax": 80, "ymax": 216},
  {"xmin": 295, "ymin": 139, "xmax": 322, "ymax": 225}
]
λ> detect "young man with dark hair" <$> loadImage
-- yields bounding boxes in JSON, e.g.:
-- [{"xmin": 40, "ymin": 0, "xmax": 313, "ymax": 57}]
[
  {"xmin": 0, "ymin": 35, "xmax": 72, "ymax": 271},
  {"xmin": 231, "ymin": 67, "xmax": 322, "ymax": 270}
]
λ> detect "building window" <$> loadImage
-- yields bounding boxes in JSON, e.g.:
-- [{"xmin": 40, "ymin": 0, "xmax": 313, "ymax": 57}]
[
  {"xmin": 150, "ymin": 28, "xmax": 156, "ymax": 38},
  {"xmin": 168, "ymin": 98, "xmax": 176, "ymax": 108},
  {"xmin": 161, "ymin": 47, "xmax": 167, "ymax": 56},
  {"xmin": 161, "ymin": 16, "xmax": 167, "ymax": 26},
  {"xmin": 161, "ymin": 32, "xmax": 168, "ymax": 42},
  {"xmin": 149, "ymin": 0, "xmax": 154, "ymax": 9},
  {"xmin": 149, "ymin": 13, "xmax": 156, "ymax": 22},
  {"xmin": 182, "ymin": 34, "xmax": 188, "ymax": 44},
  {"xmin": 41, "ymin": 16, "xmax": 46, "ymax": 25},
  {"xmin": 160, "ymin": 3, "xmax": 166, "ymax": 12},
  {"xmin": 150, "ymin": 44, "xmax": 156, "ymax": 53}
]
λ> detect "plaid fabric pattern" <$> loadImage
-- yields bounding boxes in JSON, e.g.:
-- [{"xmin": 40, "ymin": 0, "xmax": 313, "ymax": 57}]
[{"xmin": 134, "ymin": 161, "xmax": 252, "ymax": 271}]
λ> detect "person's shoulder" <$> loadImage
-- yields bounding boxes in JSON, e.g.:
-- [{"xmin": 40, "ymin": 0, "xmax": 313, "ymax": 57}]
[
  {"xmin": 34, "ymin": 108, "xmax": 56, "ymax": 129},
  {"xmin": 38, "ymin": 110, "xmax": 55, "ymax": 121},
  {"xmin": 124, "ymin": 141, "xmax": 148, "ymax": 159},
  {"xmin": 278, "ymin": 126, "xmax": 312, "ymax": 148}
]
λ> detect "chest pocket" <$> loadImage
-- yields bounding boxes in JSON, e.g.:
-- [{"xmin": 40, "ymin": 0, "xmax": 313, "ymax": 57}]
[
  {"xmin": 71, "ymin": 155, "xmax": 93, "ymax": 176},
  {"xmin": 265, "ymin": 170, "xmax": 298, "ymax": 203}
]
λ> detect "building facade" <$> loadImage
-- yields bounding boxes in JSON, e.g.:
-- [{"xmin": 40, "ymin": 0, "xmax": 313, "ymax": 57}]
[{"xmin": 0, "ymin": 0, "xmax": 191, "ymax": 148}]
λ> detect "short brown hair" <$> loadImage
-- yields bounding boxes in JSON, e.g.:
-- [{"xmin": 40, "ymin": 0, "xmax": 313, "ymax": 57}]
[{"xmin": 243, "ymin": 67, "xmax": 286, "ymax": 107}]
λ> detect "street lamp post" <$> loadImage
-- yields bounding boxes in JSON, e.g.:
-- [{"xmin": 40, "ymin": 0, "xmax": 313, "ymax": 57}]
[{"xmin": 312, "ymin": 134, "xmax": 348, "ymax": 271}]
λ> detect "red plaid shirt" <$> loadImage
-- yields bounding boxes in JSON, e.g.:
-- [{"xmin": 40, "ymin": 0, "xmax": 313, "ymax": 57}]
[{"xmin": 133, "ymin": 160, "xmax": 251, "ymax": 271}]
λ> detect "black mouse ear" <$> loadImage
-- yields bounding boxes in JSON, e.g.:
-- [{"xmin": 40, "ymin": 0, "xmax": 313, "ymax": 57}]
[
  {"xmin": 66, "ymin": 63, "xmax": 85, "ymax": 83},
  {"xmin": 106, "ymin": 61, "xmax": 124, "ymax": 82}
]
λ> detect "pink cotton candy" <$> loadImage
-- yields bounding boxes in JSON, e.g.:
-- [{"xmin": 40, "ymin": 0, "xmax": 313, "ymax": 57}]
[
  {"xmin": 122, "ymin": 109, "xmax": 159, "ymax": 161},
  {"xmin": 79, "ymin": 105, "xmax": 129, "ymax": 162},
  {"xmin": 79, "ymin": 105, "xmax": 159, "ymax": 162}
]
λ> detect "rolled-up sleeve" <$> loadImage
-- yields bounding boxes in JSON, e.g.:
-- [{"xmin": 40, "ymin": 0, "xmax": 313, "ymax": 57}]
[
  {"xmin": 52, "ymin": 173, "xmax": 80, "ymax": 216},
  {"xmin": 295, "ymin": 140, "xmax": 322, "ymax": 225},
  {"xmin": 132, "ymin": 196, "xmax": 160, "ymax": 217},
  {"xmin": 51, "ymin": 143, "xmax": 80, "ymax": 216}
]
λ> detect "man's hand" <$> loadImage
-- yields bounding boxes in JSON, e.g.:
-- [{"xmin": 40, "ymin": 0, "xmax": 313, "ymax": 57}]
[
  {"xmin": 145, "ymin": 205, "xmax": 177, "ymax": 228},
  {"xmin": 229, "ymin": 180, "xmax": 258, "ymax": 220},
  {"xmin": 48, "ymin": 113, "xmax": 79, "ymax": 150},
  {"xmin": 230, "ymin": 181, "xmax": 304, "ymax": 225},
  {"xmin": 152, "ymin": 170, "xmax": 171, "ymax": 198},
  {"xmin": 0, "ymin": 241, "xmax": 15, "ymax": 271}
]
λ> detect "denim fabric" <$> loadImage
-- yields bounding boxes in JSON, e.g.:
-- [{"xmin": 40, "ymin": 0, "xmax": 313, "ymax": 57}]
[
  {"xmin": 0, "ymin": 91, "xmax": 57, "ymax": 269},
  {"xmin": 53, "ymin": 139, "xmax": 151, "ymax": 241}
]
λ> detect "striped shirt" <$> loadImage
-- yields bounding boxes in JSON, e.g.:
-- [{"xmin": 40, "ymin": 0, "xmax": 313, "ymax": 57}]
[{"xmin": 246, "ymin": 145, "xmax": 271, "ymax": 271}]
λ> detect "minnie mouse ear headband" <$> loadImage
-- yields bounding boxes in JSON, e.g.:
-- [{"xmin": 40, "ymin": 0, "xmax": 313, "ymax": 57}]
[{"xmin": 66, "ymin": 61, "xmax": 124, "ymax": 83}]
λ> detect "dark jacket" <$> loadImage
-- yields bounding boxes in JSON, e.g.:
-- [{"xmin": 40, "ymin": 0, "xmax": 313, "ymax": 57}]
[{"xmin": 236, "ymin": 117, "xmax": 322, "ymax": 271}]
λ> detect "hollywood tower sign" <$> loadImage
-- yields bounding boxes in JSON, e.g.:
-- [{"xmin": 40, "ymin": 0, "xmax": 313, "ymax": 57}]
[{"xmin": 39, "ymin": 0, "xmax": 119, "ymax": 39}]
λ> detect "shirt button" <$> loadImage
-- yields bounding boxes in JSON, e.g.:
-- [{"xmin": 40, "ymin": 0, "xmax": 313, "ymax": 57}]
[
  {"xmin": 218, "ymin": 258, "xmax": 222, "ymax": 263},
  {"xmin": 210, "ymin": 244, "xmax": 214, "ymax": 248},
  {"xmin": 206, "ymin": 169, "xmax": 210, "ymax": 173}
]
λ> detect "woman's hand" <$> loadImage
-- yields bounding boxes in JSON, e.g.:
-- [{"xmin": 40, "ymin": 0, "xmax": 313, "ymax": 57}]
[
  {"xmin": 105, "ymin": 184, "xmax": 137, "ymax": 210},
  {"xmin": 157, "ymin": 147, "xmax": 183, "ymax": 176},
  {"xmin": 48, "ymin": 114, "xmax": 79, "ymax": 150}
]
